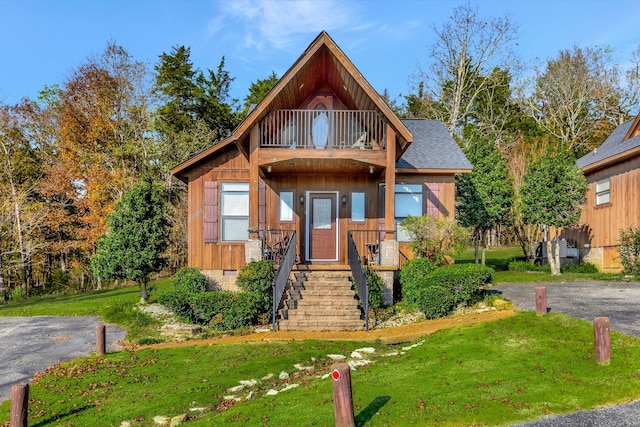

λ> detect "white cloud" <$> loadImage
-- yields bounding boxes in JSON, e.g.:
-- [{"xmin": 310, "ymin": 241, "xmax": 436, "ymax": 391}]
[{"xmin": 212, "ymin": 0, "xmax": 369, "ymax": 51}]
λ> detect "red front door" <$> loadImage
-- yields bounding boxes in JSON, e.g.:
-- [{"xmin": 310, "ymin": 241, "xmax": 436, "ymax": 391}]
[{"xmin": 308, "ymin": 193, "xmax": 337, "ymax": 261}]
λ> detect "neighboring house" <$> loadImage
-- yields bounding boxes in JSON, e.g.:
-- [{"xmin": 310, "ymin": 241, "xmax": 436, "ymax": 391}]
[
  {"xmin": 570, "ymin": 114, "xmax": 640, "ymax": 272},
  {"xmin": 171, "ymin": 31, "xmax": 471, "ymax": 320}
]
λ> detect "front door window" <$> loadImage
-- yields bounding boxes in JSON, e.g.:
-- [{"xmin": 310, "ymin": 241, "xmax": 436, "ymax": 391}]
[{"xmin": 308, "ymin": 193, "xmax": 337, "ymax": 260}]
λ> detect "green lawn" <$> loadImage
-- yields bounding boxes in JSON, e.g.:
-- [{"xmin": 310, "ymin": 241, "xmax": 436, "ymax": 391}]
[
  {"xmin": 2, "ymin": 312, "xmax": 640, "ymax": 426},
  {"xmin": 456, "ymin": 246, "xmax": 626, "ymax": 284}
]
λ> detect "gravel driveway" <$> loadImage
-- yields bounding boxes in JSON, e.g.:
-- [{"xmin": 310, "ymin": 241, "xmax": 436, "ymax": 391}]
[
  {"xmin": 493, "ymin": 281, "xmax": 640, "ymax": 427},
  {"xmin": 0, "ymin": 316, "xmax": 126, "ymax": 403}
]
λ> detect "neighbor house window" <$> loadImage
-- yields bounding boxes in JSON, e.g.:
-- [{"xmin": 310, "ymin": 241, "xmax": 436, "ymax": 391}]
[
  {"xmin": 351, "ymin": 192, "xmax": 365, "ymax": 222},
  {"xmin": 395, "ymin": 184, "xmax": 423, "ymax": 242},
  {"xmin": 279, "ymin": 191, "xmax": 294, "ymax": 222},
  {"xmin": 595, "ymin": 178, "xmax": 610, "ymax": 205},
  {"xmin": 221, "ymin": 182, "xmax": 249, "ymax": 241}
]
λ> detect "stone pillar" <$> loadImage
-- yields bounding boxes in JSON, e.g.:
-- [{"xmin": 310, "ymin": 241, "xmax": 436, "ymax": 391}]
[
  {"xmin": 377, "ymin": 240, "xmax": 398, "ymax": 306},
  {"xmin": 379, "ymin": 240, "xmax": 398, "ymax": 267},
  {"xmin": 245, "ymin": 239, "xmax": 262, "ymax": 264}
]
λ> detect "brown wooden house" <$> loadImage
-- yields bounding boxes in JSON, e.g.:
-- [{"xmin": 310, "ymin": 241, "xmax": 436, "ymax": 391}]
[
  {"xmin": 570, "ymin": 113, "xmax": 640, "ymax": 272},
  {"xmin": 171, "ymin": 32, "xmax": 470, "ymax": 329}
]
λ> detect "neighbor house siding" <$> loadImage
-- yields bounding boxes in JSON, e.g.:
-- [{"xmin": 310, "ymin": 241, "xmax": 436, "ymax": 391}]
[{"xmin": 569, "ymin": 156, "xmax": 640, "ymax": 272}]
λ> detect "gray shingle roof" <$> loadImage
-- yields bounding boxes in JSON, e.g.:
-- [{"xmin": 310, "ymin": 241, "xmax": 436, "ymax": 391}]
[
  {"xmin": 397, "ymin": 119, "xmax": 472, "ymax": 171},
  {"xmin": 576, "ymin": 119, "xmax": 640, "ymax": 169}
]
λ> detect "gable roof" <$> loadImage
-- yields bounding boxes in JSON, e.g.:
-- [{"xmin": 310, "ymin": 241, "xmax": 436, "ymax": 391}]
[
  {"xmin": 396, "ymin": 119, "xmax": 472, "ymax": 172},
  {"xmin": 576, "ymin": 118, "xmax": 640, "ymax": 173},
  {"xmin": 171, "ymin": 31, "xmax": 413, "ymax": 178}
]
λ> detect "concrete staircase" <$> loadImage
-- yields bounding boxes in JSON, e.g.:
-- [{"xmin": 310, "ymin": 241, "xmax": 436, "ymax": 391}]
[{"xmin": 277, "ymin": 271, "xmax": 365, "ymax": 331}]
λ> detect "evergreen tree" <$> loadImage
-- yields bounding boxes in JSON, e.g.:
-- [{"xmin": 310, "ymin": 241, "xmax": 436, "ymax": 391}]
[
  {"xmin": 91, "ymin": 177, "xmax": 168, "ymax": 302},
  {"xmin": 456, "ymin": 138, "xmax": 513, "ymax": 264},
  {"xmin": 519, "ymin": 151, "xmax": 587, "ymax": 275},
  {"xmin": 240, "ymin": 71, "xmax": 279, "ymax": 119}
]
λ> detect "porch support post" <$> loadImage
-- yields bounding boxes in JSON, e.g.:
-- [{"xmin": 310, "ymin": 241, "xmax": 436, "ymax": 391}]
[
  {"xmin": 384, "ymin": 128, "xmax": 396, "ymax": 240},
  {"xmin": 249, "ymin": 125, "xmax": 260, "ymax": 231}
]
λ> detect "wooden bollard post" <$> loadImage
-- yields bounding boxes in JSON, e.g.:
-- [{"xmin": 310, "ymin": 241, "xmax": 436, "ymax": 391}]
[
  {"xmin": 96, "ymin": 324, "xmax": 106, "ymax": 355},
  {"xmin": 535, "ymin": 286, "xmax": 547, "ymax": 315},
  {"xmin": 594, "ymin": 317, "xmax": 611, "ymax": 365},
  {"xmin": 10, "ymin": 382, "xmax": 29, "ymax": 427},
  {"xmin": 331, "ymin": 363, "xmax": 355, "ymax": 427}
]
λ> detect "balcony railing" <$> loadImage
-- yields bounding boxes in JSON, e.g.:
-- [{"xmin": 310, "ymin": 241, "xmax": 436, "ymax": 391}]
[{"xmin": 260, "ymin": 109, "xmax": 387, "ymax": 150}]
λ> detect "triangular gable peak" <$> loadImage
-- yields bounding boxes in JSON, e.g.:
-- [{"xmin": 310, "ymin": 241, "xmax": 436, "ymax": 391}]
[
  {"xmin": 235, "ymin": 31, "xmax": 411, "ymax": 155},
  {"xmin": 171, "ymin": 31, "xmax": 412, "ymax": 178},
  {"xmin": 623, "ymin": 113, "xmax": 640, "ymax": 141}
]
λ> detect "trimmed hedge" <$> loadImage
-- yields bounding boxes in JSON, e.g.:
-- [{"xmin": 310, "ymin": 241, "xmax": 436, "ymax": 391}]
[
  {"xmin": 425, "ymin": 264, "xmax": 494, "ymax": 305},
  {"xmin": 399, "ymin": 261, "xmax": 494, "ymax": 319},
  {"xmin": 159, "ymin": 266, "xmax": 265, "ymax": 331},
  {"xmin": 399, "ymin": 258, "xmax": 437, "ymax": 306},
  {"xmin": 414, "ymin": 285, "xmax": 456, "ymax": 319}
]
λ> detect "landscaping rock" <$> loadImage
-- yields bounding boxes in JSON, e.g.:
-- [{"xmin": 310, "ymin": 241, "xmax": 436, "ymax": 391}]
[
  {"xmin": 227, "ymin": 384, "xmax": 244, "ymax": 393},
  {"xmin": 266, "ymin": 389, "xmax": 279, "ymax": 396},
  {"xmin": 153, "ymin": 415, "xmax": 170, "ymax": 425},
  {"xmin": 355, "ymin": 347, "xmax": 376, "ymax": 354},
  {"xmin": 170, "ymin": 414, "xmax": 188, "ymax": 426},
  {"xmin": 160, "ymin": 323, "xmax": 202, "ymax": 339},
  {"xmin": 327, "ymin": 353, "xmax": 346, "ymax": 360},
  {"xmin": 278, "ymin": 371, "xmax": 289, "ymax": 380},
  {"xmin": 239, "ymin": 379, "xmax": 257, "ymax": 386}
]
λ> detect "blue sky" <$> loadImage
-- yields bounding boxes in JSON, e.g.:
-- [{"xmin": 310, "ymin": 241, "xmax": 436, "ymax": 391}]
[{"xmin": 1, "ymin": 0, "xmax": 638, "ymax": 106}]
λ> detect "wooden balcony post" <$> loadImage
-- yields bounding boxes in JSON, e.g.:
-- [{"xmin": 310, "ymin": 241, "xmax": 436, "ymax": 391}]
[{"xmin": 384, "ymin": 128, "xmax": 396, "ymax": 240}]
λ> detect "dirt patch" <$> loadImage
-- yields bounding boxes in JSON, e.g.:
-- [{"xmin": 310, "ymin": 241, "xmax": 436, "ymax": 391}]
[{"xmin": 143, "ymin": 309, "xmax": 517, "ymax": 350}]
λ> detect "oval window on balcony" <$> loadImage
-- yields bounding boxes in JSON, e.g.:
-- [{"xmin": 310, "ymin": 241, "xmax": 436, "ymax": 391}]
[{"xmin": 311, "ymin": 104, "xmax": 329, "ymax": 149}]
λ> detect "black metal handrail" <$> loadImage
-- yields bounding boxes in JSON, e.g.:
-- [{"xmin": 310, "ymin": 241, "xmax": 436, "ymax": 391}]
[
  {"xmin": 348, "ymin": 231, "xmax": 369, "ymax": 331},
  {"xmin": 272, "ymin": 231, "xmax": 296, "ymax": 331}
]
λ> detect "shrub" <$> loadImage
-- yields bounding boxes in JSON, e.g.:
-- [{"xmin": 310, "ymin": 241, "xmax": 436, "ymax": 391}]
[
  {"xmin": 425, "ymin": 263, "xmax": 494, "ymax": 305},
  {"xmin": 414, "ymin": 285, "xmax": 456, "ymax": 319},
  {"xmin": 400, "ymin": 215, "xmax": 470, "ymax": 263},
  {"xmin": 399, "ymin": 258, "xmax": 437, "ymax": 306},
  {"xmin": 236, "ymin": 260, "xmax": 275, "ymax": 315},
  {"xmin": 173, "ymin": 267, "xmax": 209, "ymax": 294},
  {"xmin": 10, "ymin": 286, "xmax": 25, "ymax": 301},
  {"xmin": 561, "ymin": 262, "xmax": 598, "ymax": 274},
  {"xmin": 193, "ymin": 291, "xmax": 260, "ymax": 331},
  {"xmin": 620, "ymin": 228, "xmax": 640, "ymax": 275},
  {"xmin": 508, "ymin": 260, "xmax": 550, "ymax": 272},
  {"xmin": 365, "ymin": 267, "xmax": 385, "ymax": 310}
]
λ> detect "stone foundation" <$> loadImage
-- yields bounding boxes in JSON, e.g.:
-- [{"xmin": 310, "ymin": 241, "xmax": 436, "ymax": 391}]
[{"xmin": 201, "ymin": 270, "xmax": 239, "ymax": 292}]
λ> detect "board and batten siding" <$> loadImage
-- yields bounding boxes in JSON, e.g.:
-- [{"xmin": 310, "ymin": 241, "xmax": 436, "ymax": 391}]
[
  {"xmin": 185, "ymin": 145, "xmax": 250, "ymax": 271},
  {"xmin": 570, "ymin": 156, "xmax": 640, "ymax": 271}
]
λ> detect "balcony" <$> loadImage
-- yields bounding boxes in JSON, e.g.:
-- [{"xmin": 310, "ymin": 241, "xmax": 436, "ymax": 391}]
[{"xmin": 260, "ymin": 109, "xmax": 387, "ymax": 150}]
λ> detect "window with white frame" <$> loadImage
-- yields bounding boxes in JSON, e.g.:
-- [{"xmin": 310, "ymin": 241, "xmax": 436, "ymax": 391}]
[
  {"xmin": 221, "ymin": 182, "xmax": 249, "ymax": 241},
  {"xmin": 595, "ymin": 178, "xmax": 610, "ymax": 206},
  {"xmin": 279, "ymin": 191, "xmax": 294, "ymax": 222},
  {"xmin": 395, "ymin": 184, "xmax": 423, "ymax": 242},
  {"xmin": 351, "ymin": 192, "xmax": 365, "ymax": 222}
]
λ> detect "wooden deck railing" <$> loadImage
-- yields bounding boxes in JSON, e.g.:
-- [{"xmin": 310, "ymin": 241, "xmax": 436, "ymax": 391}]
[{"xmin": 260, "ymin": 109, "xmax": 387, "ymax": 149}]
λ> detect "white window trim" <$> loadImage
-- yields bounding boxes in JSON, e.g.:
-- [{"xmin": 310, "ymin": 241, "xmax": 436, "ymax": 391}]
[
  {"xmin": 220, "ymin": 182, "xmax": 249, "ymax": 241},
  {"xmin": 595, "ymin": 178, "xmax": 610, "ymax": 206}
]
